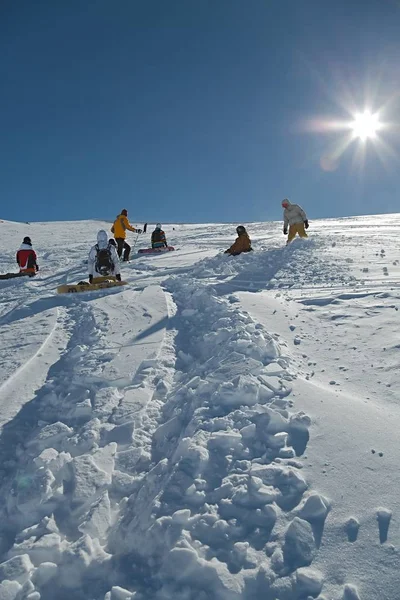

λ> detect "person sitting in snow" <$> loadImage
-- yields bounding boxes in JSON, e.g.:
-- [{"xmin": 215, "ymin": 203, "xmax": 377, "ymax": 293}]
[
  {"xmin": 282, "ymin": 198, "xmax": 309, "ymax": 244},
  {"xmin": 88, "ymin": 230, "xmax": 121, "ymax": 283},
  {"xmin": 111, "ymin": 209, "xmax": 142, "ymax": 261},
  {"xmin": 151, "ymin": 223, "xmax": 168, "ymax": 248},
  {"xmin": 224, "ymin": 225, "xmax": 253, "ymax": 256},
  {"xmin": 16, "ymin": 236, "xmax": 39, "ymax": 276}
]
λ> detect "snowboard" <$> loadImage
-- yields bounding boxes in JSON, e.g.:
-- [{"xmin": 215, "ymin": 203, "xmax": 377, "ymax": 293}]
[
  {"xmin": 0, "ymin": 272, "xmax": 34, "ymax": 280},
  {"xmin": 137, "ymin": 246, "xmax": 175, "ymax": 254},
  {"xmin": 57, "ymin": 276, "xmax": 127, "ymax": 294}
]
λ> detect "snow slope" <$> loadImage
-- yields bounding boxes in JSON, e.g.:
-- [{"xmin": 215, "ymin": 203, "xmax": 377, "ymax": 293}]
[{"xmin": 0, "ymin": 215, "xmax": 399, "ymax": 600}]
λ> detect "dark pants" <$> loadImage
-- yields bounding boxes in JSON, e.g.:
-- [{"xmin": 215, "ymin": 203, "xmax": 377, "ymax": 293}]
[{"xmin": 115, "ymin": 238, "xmax": 131, "ymax": 261}]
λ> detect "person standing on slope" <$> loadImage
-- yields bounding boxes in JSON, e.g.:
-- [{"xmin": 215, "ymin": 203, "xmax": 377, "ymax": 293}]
[
  {"xmin": 225, "ymin": 225, "xmax": 253, "ymax": 255},
  {"xmin": 88, "ymin": 230, "xmax": 121, "ymax": 283},
  {"xmin": 282, "ymin": 199, "xmax": 309, "ymax": 244},
  {"xmin": 16, "ymin": 236, "xmax": 39, "ymax": 276},
  {"xmin": 151, "ymin": 223, "xmax": 168, "ymax": 248},
  {"xmin": 111, "ymin": 209, "xmax": 142, "ymax": 261}
]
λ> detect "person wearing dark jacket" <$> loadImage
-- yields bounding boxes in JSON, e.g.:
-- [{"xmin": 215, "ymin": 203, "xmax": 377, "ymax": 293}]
[
  {"xmin": 16, "ymin": 237, "xmax": 39, "ymax": 275},
  {"xmin": 151, "ymin": 224, "xmax": 168, "ymax": 248},
  {"xmin": 225, "ymin": 226, "xmax": 253, "ymax": 256}
]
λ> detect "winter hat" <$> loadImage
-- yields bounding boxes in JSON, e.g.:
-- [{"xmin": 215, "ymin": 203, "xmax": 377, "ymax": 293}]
[
  {"xmin": 282, "ymin": 199, "xmax": 290, "ymax": 207},
  {"xmin": 156, "ymin": 223, "xmax": 162, "ymax": 229},
  {"xmin": 236, "ymin": 225, "xmax": 246, "ymax": 235},
  {"xmin": 96, "ymin": 230, "xmax": 108, "ymax": 249},
  {"xmin": 121, "ymin": 209, "xmax": 128, "ymax": 216},
  {"xmin": 23, "ymin": 236, "xmax": 32, "ymax": 245}
]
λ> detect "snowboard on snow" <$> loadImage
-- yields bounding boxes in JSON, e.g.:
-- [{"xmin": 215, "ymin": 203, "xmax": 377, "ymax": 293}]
[
  {"xmin": 0, "ymin": 272, "xmax": 35, "ymax": 280},
  {"xmin": 57, "ymin": 276, "xmax": 127, "ymax": 294},
  {"xmin": 137, "ymin": 246, "xmax": 175, "ymax": 255}
]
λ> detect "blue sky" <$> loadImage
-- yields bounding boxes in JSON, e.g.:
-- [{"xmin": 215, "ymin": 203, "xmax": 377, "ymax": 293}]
[{"xmin": 1, "ymin": 0, "xmax": 400, "ymax": 224}]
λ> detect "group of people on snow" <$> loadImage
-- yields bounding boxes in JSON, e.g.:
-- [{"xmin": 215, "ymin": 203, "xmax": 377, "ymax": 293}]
[
  {"xmin": 6, "ymin": 199, "xmax": 308, "ymax": 281},
  {"xmin": 223, "ymin": 199, "xmax": 308, "ymax": 254}
]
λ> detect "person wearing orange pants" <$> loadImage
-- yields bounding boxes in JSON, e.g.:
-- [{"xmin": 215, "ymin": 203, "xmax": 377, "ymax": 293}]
[
  {"xmin": 281, "ymin": 199, "xmax": 309, "ymax": 244},
  {"xmin": 287, "ymin": 221, "xmax": 308, "ymax": 242}
]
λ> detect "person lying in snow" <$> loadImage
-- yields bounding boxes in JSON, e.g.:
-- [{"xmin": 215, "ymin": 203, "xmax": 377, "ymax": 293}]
[
  {"xmin": 88, "ymin": 230, "xmax": 121, "ymax": 283},
  {"xmin": 111, "ymin": 208, "xmax": 142, "ymax": 262},
  {"xmin": 225, "ymin": 225, "xmax": 253, "ymax": 255},
  {"xmin": 282, "ymin": 198, "xmax": 309, "ymax": 244},
  {"xmin": 151, "ymin": 223, "xmax": 168, "ymax": 248},
  {"xmin": 16, "ymin": 236, "xmax": 39, "ymax": 276}
]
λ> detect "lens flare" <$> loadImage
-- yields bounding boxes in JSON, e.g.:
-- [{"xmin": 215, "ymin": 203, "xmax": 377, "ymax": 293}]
[{"xmin": 350, "ymin": 110, "xmax": 381, "ymax": 141}]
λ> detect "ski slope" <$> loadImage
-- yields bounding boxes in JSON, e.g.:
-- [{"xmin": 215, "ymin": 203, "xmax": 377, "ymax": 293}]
[{"xmin": 0, "ymin": 215, "xmax": 399, "ymax": 600}]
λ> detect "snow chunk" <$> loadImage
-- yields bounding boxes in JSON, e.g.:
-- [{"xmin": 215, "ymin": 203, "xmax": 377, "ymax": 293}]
[
  {"xmin": 58, "ymin": 535, "xmax": 110, "ymax": 590},
  {"xmin": 0, "ymin": 580, "xmax": 22, "ymax": 600},
  {"xmin": 255, "ymin": 408, "xmax": 289, "ymax": 436},
  {"xmin": 68, "ymin": 455, "xmax": 110, "ymax": 507},
  {"xmin": 300, "ymin": 493, "xmax": 330, "ymax": 522},
  {"xmin": 103, "ymin": 421, "xmax": 134, "ymax": 445},
  {"xmin": 295, "ymin": 567, "xmax": 324, "ymax": 596},
  {"xmin": 31, "ymin": 562, "xmax": 58, "ymax": 586},
  {"xmin": 9, "ymin": 532, "xmax": 62, "ymax": 566},
  {"xmin": 27, "ymin": 422, "xmax": 73, "ymax": 452},
  {"xmin": 162, "ymin": 546, "xmax": 244, "ymax": 598},
  {"xmin": 0, "ymin": 554, "xmax": 34, "ymax": 584},
  {"xmin": 342, "ymin": 583, "xmax": 361, "ymax": 600},
  {"xmin": 11, "ymin": 468, "xmax": 56, "ymax": 518},
  {"xmin": 214, "ymin": 375, "xmax": 261, "ymax": 407},
  {"xmin": 92, "ymin": 443, "xmax": 117, "ymax": 476},
  {"xmin": 78, "ymin": 491, "xmax": 112, "ymax": 540},
  {"xmin": 283, "ymin": 517, "xmax": 316, "ymax": 569},
  {"xmin": 208, "ymin": 430, "xmax": 243, "ymax": 453},
  {"xmin": 33, "ymin": 449, "xmax": 72, "ymax": 482},
  {"xmin": 15, "ymin": 516, "xmax": 59, "ymax": 543},
  {"xmin": 104, "ymin": 586, "xmax": 133, "ymax": 600},
  {"xmin": 289, "ymin": 411, "xmax": 311, "ymax": 431},
  {"xmin": 112, "ymin": 471, "xmax": 141, "ymax": 496},
  {"xmin": 115, "ymin": 447, "xmax": 150, "ymax": 474}
]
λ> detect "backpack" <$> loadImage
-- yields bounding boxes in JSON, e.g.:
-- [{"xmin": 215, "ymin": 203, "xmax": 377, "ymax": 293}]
[{"xmin": 95, "ymin": 244, "xmax": 114, "ymax": 275}]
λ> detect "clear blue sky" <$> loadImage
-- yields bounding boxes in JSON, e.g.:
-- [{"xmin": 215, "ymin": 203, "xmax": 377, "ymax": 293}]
[{"xmin": 1, "ymin": 0, "xmax": 399, "ymax": 224}]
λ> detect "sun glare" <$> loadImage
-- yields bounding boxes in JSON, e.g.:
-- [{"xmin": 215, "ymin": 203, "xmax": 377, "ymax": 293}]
[{"xmin": 350, "ymin": 110, "xmax": 381, "ymax": 141}]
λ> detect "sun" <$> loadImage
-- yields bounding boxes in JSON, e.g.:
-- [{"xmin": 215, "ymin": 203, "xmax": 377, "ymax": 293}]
[{"xmin": 350, "ymin": 110, "xmax": 381, "ymax": 141}]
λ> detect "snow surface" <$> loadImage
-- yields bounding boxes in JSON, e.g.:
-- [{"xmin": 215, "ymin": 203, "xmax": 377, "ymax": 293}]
[{"xmin": 0, "ymin": 215, "xmax": 399, "ymax": 600}]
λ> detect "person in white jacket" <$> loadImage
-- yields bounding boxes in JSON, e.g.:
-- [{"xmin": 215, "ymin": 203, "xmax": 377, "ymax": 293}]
[
  {"xmin": 88, "ymin": 230, "xmax": 121, "ymax": 283},
  {"xmin": 282, "ymin": 199, "xmax": 309, "ymax": 244}
]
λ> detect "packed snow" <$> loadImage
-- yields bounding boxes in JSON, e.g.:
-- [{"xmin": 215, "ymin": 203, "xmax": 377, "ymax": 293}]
[{"xmin": 0, "ymin": 214, "xmax": 399, "ymax": 600}]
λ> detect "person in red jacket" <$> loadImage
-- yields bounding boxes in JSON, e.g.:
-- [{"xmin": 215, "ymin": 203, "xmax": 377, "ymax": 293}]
[{"xmin": 16, "ymin": 237, "xmax": 39, "ymax": 276}]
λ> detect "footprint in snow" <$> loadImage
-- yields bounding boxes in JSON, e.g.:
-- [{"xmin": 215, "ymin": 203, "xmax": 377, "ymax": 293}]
[{"xmin": 345, "ymin": 517, "xmax": 360, "ymax": 542}]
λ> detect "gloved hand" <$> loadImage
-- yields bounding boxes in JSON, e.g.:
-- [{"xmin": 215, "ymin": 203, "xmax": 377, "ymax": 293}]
[
  {"xmin": 224, "ymin": 249, "xmax": 230, "ymax": 254},
  {"xmin": 88, "ymin": 275, "xmax": 93, "ymax": 284},
  {"xmin": 304, "ymin": 220, "xmax": 309, "ymax": 229},
  {"xmin": 36, "ymin": 265, "xmax": 39, "ymax": 271},
  {"xmin": 136, "ymin": 229, "xmax": 142, "ymax": 234},
  {"xmin": 116, "ymin": 274, "xmax": 122, "ymax": 281},
  {"xmin": 283, "ymin": 228, "xmax": 288, "ymax": 235}
]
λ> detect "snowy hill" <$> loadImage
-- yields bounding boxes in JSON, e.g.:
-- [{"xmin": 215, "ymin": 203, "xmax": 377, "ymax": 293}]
[{"xmin": 0, "ymin": 215, "xmax": 399, "ymax": 600}]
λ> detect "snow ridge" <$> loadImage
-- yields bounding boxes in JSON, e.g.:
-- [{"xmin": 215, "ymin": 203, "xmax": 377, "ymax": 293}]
[{"xmin": 108, "ymin": 274, "xmax": 329, "ymax": 599}]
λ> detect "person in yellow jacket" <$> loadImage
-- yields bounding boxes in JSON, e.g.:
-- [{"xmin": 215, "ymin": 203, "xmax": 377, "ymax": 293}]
[
  {"xmin": 111, "ymin": 209, "xmax": 142, "ymax": 261},
  {"xmin": 225, "ymin": 225, "xmax": 253, "ymax": 256}
]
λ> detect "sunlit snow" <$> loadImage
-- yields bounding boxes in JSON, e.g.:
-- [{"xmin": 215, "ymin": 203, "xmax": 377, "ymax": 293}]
[{"xmin": 0, "ymin": 215, "xmax": 399, "ymax": 600}]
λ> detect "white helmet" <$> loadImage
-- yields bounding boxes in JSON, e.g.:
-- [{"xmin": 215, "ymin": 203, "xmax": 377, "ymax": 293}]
[{"xmin": 156, "ymin": 223, "xmax": 162, "ymax": 229}]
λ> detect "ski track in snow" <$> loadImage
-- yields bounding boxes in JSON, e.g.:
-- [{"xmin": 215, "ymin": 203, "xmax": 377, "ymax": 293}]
[{"xmin": 0, "ymin": 216, "xmax": 399, "ymax": 600}]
